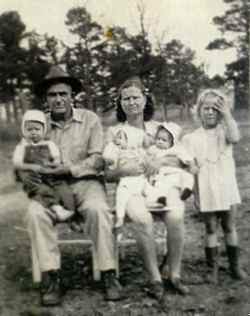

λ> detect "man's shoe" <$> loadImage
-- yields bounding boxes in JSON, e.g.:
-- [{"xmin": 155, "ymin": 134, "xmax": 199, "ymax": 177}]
[
  {"xmin": 41, "ymin": 270, "xmax": 61, "ymax": 306},
  {"xmin": 146, "ymin": 281, "xmax": 164, "ymax": 301},
  {"xmin": 170, "ymin": 278, "xmax": 189, "ymax": 295},
  {"xmin": 103, "ymin": 270, "xmax": 124, "ymax": 301}
]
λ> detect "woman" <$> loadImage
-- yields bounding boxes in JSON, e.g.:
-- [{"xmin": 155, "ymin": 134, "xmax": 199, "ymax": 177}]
[
  {"xmin": 183, "ymin": 89, "xmax": 245, "ymax": 284},
  {"xmin": 105, "ymin": 77, "xmax": 189, "ymax": 298}
]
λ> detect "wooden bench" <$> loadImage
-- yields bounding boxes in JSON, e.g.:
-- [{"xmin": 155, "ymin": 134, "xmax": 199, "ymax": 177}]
[
  {"xmin": 15, "ymin": 201, "xmax": 169, "ymax": 282},
  {"xmin": 57, "ymin": 204, "xmax": 169, "ymax": 281}
]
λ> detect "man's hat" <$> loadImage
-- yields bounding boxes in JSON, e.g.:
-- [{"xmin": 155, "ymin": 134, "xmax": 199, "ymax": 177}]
[{"xmin": 34, "ymin": 65, "xmax": 82, "ymax": 97}]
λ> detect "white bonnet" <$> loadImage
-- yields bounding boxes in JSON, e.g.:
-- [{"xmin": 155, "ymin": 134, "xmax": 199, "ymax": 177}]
[
  {"xmin": 156, "ymin": 122, "xmax": 182, "ymax": 144},
  {"xmin": 21, "ymin": 110, "xmax": 47, "ymax": 137}
]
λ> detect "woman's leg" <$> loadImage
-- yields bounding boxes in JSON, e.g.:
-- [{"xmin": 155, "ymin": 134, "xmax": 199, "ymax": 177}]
[
  {"xmin": 126, "ymin": 195, "xmax": 162, "ymax": 283},
  {"xmin": 220, "ymin": 207, "xmax": 245, "ymax": 280},
  {"xmin": 126, "ymin": 194, "xmax": 164, "ymax": 300},
  {"xmin": 203, "ymin": 212, "xmax": 219, "ymax": 284},
  {"xmin": 162, "ymin": 187, "xmax": 188, "ymax": 294}
]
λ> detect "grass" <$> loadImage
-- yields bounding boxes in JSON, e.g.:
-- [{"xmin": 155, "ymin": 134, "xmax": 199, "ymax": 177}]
[{"xmin": 0, "ymin": 109, "xmax": 250, "ymax": 316}]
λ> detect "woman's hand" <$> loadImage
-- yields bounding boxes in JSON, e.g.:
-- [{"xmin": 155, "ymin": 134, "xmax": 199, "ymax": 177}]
[
  {"xmin": 144, "ymin": 158, "xmax": 161, "ymax": 178},
  {"xmin": 144, "ymin": 154, "xmax": 182, "ymax": 178},
  {"xmin": 160, "ymin": 155, "xmax": 182, "ymax": 168}
]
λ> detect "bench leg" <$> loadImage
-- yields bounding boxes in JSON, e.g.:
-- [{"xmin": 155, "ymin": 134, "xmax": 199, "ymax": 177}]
[
  {"xmin": 31, "ymin": 244, "xmax": 41, "ymax": 283},
  {"xmin": 92, "ymin": 245, "xmax": 101, "ymax": 281},
  {"xmin": 114, "ymin": 235, "xmax": 120, "ymax": 278}
]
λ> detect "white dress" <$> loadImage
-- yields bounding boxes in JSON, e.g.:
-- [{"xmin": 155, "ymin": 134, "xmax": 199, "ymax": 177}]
[{"xmin": 183, "ymin": 124, "xmax": 241, "ymax": 212}]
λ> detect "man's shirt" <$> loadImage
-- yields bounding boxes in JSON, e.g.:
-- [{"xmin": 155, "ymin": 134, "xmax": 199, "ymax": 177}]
[{"xmin": 48, "ymin": 108, "xmax": 104, "ymax": 178}]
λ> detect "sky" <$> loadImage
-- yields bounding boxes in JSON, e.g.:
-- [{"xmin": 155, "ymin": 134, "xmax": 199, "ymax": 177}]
[{"xmin": 0, "ymin": 0, "xmax": 236, "ymax": 77}]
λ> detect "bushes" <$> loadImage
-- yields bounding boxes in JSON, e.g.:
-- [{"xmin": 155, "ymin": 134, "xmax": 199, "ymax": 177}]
[{"xmin": 0, "ymin": 123, "xmax": 21, "ymax": 143}]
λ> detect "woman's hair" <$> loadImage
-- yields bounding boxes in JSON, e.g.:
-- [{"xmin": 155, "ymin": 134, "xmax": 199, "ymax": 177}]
[
  {"xmin": 196, "ymin": 89, "xmax": 227, "ymax": 118},
  {"xmin": 116, "ymin": 76, "xmax": 155, "ymax": 122}
]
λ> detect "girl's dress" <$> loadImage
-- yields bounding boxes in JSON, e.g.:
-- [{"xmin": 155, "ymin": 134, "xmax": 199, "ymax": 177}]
[{"xmin": 183, "ymin": 124, "xmax": 241, "ymax": 212}]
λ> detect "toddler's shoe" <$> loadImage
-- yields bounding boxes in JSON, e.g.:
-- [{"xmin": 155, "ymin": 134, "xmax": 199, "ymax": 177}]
[
  {"xmin": 180, "ymin": 188, "xmax": 192, "ymax": 201},
  {"xmin": 51, "ymin": 205, "xmax": 74, "ymax": 222}
]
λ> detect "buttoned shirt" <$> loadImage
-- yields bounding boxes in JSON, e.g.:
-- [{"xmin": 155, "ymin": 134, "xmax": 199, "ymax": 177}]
[{"xmin": 48, "ymin": 108, "xmax": 104, "ymax": 178}]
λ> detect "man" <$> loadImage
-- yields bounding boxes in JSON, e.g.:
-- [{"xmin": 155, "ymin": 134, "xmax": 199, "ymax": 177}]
[{"xmin": 25, "ymin": 65, "xmax": 123, "ymax": 306}]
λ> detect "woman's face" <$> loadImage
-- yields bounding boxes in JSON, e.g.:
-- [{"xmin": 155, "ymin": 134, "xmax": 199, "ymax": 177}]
[
  {"xmin": 199, "ymin": 95, "xmax": 220, "ymax": 129},
  {"xmin": 120, "ymin": 86, "xmax": 146, "ymax": 118}
]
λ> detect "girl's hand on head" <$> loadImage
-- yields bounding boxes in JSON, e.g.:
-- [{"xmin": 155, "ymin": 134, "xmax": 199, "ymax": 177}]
[{"xmin": 213, "ymin": 96, "xmax": 231, "ymax": 119}]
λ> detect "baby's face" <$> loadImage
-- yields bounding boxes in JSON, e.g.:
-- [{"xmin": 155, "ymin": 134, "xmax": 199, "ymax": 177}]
[
  {"xmin": 25, "ymin": 121, "xmax": 44, "ymax": 143},
  {"xmin": 114, "ymin": 130, "xmax": 127, "ymax": 147},
  {"xmin": 155, "ymin": 129, "xmax": 173, "ymax": 149}
]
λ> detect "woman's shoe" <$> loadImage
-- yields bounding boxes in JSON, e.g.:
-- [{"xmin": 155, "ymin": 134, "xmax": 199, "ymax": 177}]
[
  {"xmin": 170, "ymin": 278, "xmax": 189, "ymax": 295},
  {"xmin": 146, "ymin": 281, "xmax": 164, "ymax": 301}
]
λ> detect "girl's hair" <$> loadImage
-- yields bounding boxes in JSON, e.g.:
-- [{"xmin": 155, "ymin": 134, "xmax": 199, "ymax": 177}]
[
  {"xmin": 196, "ymin": 89, "xmax": 227, "ymax": 118},
  {"xmin": 116, "ymin": 76, "xmax": 155, "ymax": 122}
]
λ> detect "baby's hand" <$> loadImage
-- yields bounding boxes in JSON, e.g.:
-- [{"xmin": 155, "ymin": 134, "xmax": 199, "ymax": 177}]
[
  {"xmin": 189, "ymin": 160, "xmax": 200, "ymax": 174},
  {"xmin": 115, "ymin": 217, "xmax": 124, "ymax": 229}
]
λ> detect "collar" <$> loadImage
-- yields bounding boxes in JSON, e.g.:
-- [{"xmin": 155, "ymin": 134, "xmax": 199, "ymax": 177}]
[
  {"xmin": 21, "ymin": 138, "xmax": 45, "ymax": 146},
  {"xmin": 49, "ymin": 108, "xmax": 83, "ymax": 127}
]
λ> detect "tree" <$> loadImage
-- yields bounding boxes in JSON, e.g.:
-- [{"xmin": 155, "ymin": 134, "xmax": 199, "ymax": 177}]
[
  {"xmin": 0, "ymin": 11, "xmax": 27, "ymax": 102},
  {"xmin": 63, "ymin": 6, "xmax": 108, "ymax": 110},
  {"xmin": 153, "ymin": 40, "xmax": 209, "ymax": 114},
  {"xmin": 207, "ymin": 0, "xmax": 249, "ymax": 108}
]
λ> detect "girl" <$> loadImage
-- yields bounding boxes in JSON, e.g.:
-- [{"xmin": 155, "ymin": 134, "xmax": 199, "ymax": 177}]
[{"xmin": 183, "ymin": 89, "xmax": 245, "ymax": 284}]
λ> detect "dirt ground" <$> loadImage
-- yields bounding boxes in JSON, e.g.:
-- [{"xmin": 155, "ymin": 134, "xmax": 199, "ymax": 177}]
[{"xmin": 0, "ymin": 116, "xmax": 250, "ymax": 316}]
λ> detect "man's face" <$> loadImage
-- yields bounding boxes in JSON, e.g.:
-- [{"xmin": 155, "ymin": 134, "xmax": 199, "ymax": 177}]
[{"xmin": 46, "ymin": 83, "xmax": 72, "ymax": 116}]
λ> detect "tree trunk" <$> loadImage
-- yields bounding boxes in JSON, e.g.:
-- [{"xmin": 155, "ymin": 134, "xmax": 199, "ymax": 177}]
[{"xmin": 4, "ymin": 102, "xmax": 12, "ymax": 123}]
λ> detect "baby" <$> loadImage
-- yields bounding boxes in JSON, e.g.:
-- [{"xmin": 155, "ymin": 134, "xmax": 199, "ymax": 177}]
[
  {"xmin": 144, "ymin": 123, "xmax": 196, "ymax": 206},
  {"xmin": 13, "ymin": 109, "xmax": 75, "ymax": 223},
  {"xmin": 103, "ymin": 126, "xmax": 147, "ymax": 229}
]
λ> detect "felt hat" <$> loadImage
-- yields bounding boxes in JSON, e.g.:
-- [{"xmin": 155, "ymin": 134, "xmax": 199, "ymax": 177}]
[{"xmin": 34, "ymin": 65, "xmax": 82, "ymax": 97}]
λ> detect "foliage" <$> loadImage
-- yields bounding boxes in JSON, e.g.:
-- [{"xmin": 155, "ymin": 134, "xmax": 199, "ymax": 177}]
[
  {"xmin": 0, "ymin": 11, "xmax": 27, "ymax": 102},
  {"xmin": 207, "ymin": 0, "xmax": 249, "ymax": 107},
  {"xmin": 0, "ymin": 6, "xmax": 211, "ymax": 116}
]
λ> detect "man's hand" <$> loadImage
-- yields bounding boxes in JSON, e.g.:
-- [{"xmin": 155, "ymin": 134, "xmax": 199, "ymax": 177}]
[{"xmin": 39, "ymin": 165, "xmax": 71, "ymax": 176}]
